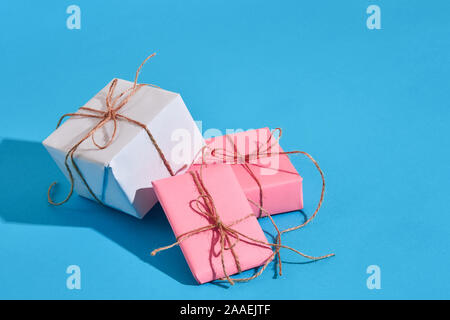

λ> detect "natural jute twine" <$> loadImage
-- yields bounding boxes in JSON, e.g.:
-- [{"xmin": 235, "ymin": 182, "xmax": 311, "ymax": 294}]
[
  {"xmin": 48, "ymin": 53, "xmax": 181, "ymax": 206},
  {"xmin": 151, "ymin": 147, "xmax": 334, "ymax": 285}
]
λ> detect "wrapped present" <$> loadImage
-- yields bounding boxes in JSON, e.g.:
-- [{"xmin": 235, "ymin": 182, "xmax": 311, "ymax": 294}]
[
  {"xmin": 151, "ymin": 164, "xmax": 334, "ymax": 285},
  {"xmin": 43, "ymin": 54, "xmax": 205, "ymax": 218},
  {"xmin": 190, "ymin": 128, "xmax": 303, "ymax": 217},
  {"xmin": 152, "ymin": 165, "xmax": 274, "ymax": 284}
]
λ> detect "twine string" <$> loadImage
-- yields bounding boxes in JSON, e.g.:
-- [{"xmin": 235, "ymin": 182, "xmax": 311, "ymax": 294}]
[
  {"xmin": 151, "ymin": 156, "xmax": 334, "ymax": 285},
  {"xmin": 48, "ymin": 53, "xmax": 179, "ymax": 206},
  {"xmin": 207, "ymin": 128, "xmax": 326, "ymax": 235},
  {"xmin": 203, "ymin": 128, "xmax": 327, "ymax": 273}
]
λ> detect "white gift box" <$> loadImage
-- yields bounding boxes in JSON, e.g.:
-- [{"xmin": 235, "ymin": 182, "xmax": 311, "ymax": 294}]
[{"xmin": 43, "ymin": 78, "xmax": 205, "ymax": 218}]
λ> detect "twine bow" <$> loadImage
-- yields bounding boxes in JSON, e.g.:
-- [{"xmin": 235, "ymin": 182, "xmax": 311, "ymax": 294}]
[
  {"xmin": 208, "ymin": 129, "xmax": 282, "ymax": 218},
  {"xmin": 206, "ymin": 128, "xmax": 324, "ymax": 229},
  {"xmin": 151, "ymin": 157, "xmax": 334, "ymax": 285},
  {"xmin": 48, "ymin": 53, "xmax": 180, "ymax": 206}
]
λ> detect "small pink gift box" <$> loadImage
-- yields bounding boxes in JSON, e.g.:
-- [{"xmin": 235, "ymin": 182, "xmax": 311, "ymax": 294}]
[
  {"xmin": 152, "ymin": 165, "xmax": 273, "ymax": 284},
  {"xmin": 190, "ymin": 128, "xmax": 303, "ymax": 217}
]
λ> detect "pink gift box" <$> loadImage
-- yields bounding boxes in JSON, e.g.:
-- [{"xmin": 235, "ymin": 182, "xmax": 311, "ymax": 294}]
[
  {"xmin": 190, "ymin": 128, "xmax": 303, "ymax": 217},
  {"xmin": 152, "ymin": 165, "xmax": 273, "ymax": 284}
]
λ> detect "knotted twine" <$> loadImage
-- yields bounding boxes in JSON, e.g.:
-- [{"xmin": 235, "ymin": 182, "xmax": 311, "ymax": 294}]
[
  {"xmin": 197, "ymin": 128, "xmax": 327, "ymax": 275},
  {"xmin": 47, "ymin": 53, "xmax": 179, "ymax": 205},
  {"xmin": 151, "ymin": 148, "xmax": 334, "ymax": 285}
]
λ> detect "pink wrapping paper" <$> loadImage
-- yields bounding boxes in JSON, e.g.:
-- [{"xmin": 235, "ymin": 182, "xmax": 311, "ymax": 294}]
[
  {"xmin": 190, "ymin": 128, "xmax": 303, "ymax": 216},
  {"xmin": 152, "ymin": 165, "xmax": 273, "ymax": 284}
]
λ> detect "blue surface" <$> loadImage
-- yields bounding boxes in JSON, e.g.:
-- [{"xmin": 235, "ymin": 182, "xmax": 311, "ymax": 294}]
[{"xmin": 0, "ymin": 0, "xmax": 449, "ymax": 299}]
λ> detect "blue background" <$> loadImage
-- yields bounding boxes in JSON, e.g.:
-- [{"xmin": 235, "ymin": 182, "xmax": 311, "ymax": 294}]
[{"xmin": 0, "ymin": 0, "xmax": 449, "ymax": 299}]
